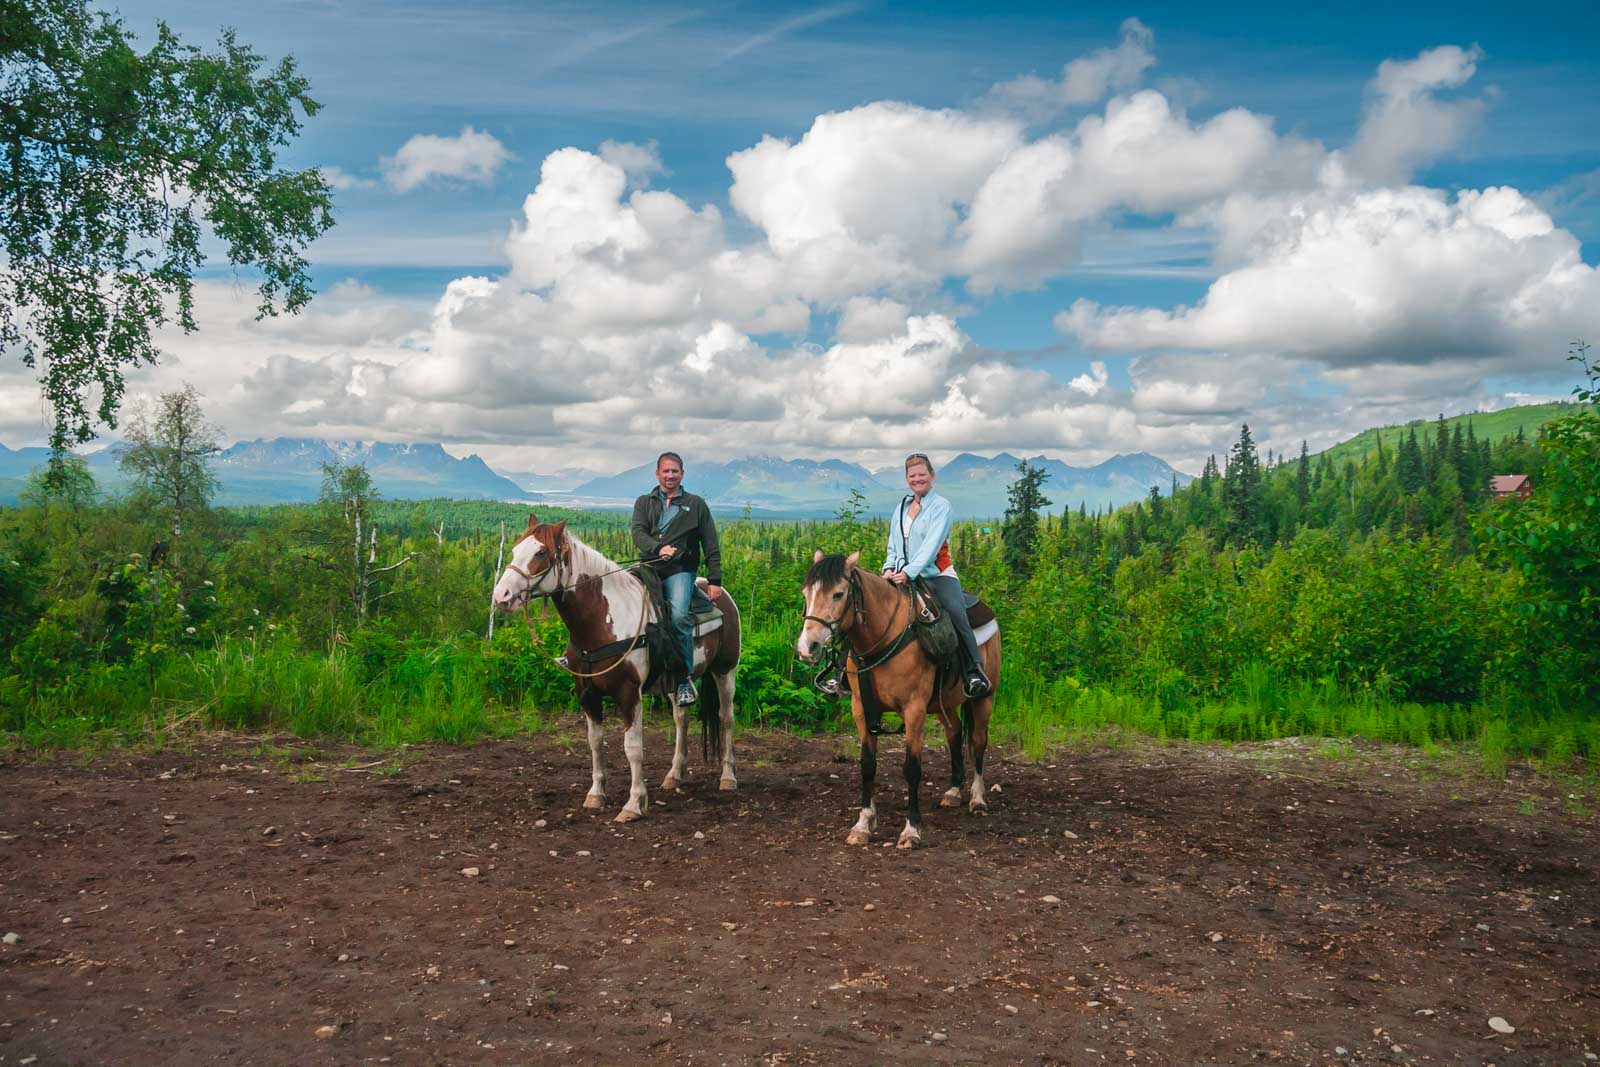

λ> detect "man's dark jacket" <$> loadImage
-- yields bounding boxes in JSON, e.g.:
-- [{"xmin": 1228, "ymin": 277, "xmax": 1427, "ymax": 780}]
[{"xmin": 631, "ymin": 487, "xmax": 722, "ymax": 585}]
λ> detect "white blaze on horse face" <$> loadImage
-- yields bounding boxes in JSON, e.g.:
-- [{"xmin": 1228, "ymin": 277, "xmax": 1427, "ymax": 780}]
[
  {"xmin": 797, "ymin": 581, "xmax": 839, "ymax": 663},
  {"xmin": 492, "ymin": 536, "xmax": 546, "ymax": 608}
]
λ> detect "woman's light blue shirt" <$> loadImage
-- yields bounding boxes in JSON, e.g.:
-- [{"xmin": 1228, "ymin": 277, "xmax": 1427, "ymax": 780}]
[{"xmin": 882, "ymin": 490, "xmax": 954, "ymax": 580}]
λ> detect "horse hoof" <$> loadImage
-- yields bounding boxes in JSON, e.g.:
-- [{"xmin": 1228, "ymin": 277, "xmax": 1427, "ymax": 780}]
[
  {"xmin": 719, "ymin": 777, "xmax": 737, "ymax": 792},
  {"xmin": 969, "ymin": 799, "xmax": 989, "ymax": 815},
  {"xmin": 897, "ymin": 829, "xmax": 921, "ymax": 850},
  {"xmin": 660, "ymin": 777, "xmax": 679, "ymax": 792},
  {"xmin": 939, "ymin": 789, "xmax": 961, "ymax": 808},
  {"xmin": 614, "ymin": 807, "xmax": 642, "ymax": 823},
  {"xmin": 582, "ymin": 794, "xmax": 605, "ymax": 810},
  {"xmin": 846, "ymin": 830, "xmax": 870, "ymax": 846}
]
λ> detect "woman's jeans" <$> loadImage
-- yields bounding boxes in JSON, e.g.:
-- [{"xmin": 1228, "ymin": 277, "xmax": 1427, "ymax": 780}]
[{"xmin": 926, "ymin": 575, "xmax": 983, "ymax": 675}]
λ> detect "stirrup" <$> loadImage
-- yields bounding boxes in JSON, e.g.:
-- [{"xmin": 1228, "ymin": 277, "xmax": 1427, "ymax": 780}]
[{"xmin": 817, "ymin": 674, "xmax": 843, "ymax": 696}]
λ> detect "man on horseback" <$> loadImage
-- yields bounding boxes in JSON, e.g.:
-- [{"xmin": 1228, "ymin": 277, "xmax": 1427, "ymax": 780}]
[
  {"xmin": 631, "ymin": 452, "xmax": 724, "ymax": 707},
  {"xmin": 884, "ymin": 452, "xmax": 991, "ymax": 698}
]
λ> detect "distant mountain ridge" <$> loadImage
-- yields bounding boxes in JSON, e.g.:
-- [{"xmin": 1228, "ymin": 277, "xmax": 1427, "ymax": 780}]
[
  {"xmin": 498, "ymin": 466, "xmax": 605, "ymax": 493},
  {"xmin": 3, "ymin": 399, "xmax": 1574, "ymax": 512},
  {"xmin": 568, "ymin": 455, "xmax": 887, "ymax": 513},
  {"xmin": 0, "ymin": 437, "xmax": 532, "ymax": 506},
  {"xmin": 563, "ymin": 451, "xmax": 1193, "ymax": 518},
  {"xmin": 0, "ymin": 437, "xmax": 1193, "ymax": 514},
  {"xmin": 203, "ymin": 438, "xmax": 530, "ymax": 504}
]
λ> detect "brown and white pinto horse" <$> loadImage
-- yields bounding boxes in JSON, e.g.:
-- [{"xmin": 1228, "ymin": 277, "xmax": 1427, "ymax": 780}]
[
  {"xmin": 797, "ymin": 550, "xmax": 1000, "ymax": 849},
  {"xmin": 492, "ymin": 515, "xmax": 741, "ymax": 822}
]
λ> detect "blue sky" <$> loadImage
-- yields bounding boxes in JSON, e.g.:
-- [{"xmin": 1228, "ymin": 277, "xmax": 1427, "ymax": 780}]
[{"xmin": 9, "ymin": 0, "xmax": 1596, "ymax": 473}]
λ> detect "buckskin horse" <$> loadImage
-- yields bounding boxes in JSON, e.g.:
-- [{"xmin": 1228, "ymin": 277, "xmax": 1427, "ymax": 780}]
[
  {"xmin": 492, "ymin": 515, "xmax": 741, "ymax": 821},
  {"xmin": 796, "ymin": 550, "xmax": 1001, "ymax": 848}
]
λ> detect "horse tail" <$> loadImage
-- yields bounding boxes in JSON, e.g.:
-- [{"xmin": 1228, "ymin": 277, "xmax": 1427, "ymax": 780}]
[{"xmin": 699, "ymin": 669, "xmax": 721, "ymax": 763}]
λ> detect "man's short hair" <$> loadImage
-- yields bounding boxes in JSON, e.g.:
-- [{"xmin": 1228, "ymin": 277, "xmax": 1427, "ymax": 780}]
[{"xmin": 656, "ymin": 451, "xmax": 684, "ymax": 470}]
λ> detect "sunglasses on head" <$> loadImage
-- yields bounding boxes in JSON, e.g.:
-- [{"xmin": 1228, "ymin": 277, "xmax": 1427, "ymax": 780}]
[{"xmin": 905, "ymin": 453, "xmax": 931, "ymax": 466}]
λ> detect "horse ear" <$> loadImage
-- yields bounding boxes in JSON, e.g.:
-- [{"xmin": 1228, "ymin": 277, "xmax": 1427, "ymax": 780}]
[
  {"xmin": 845, "ymin": 550, "xmax": 860, "ymax": 571},
  {"xmin": 525, "ymin": 512, "xmax": 539, "ymax": 531},
  {"xmin": 812, "ymin": 548, "xmax": 824, "ymax": 563},
  {"xmin": 552, "ymin": 520, "xmax": 568, "ymax": 541}
]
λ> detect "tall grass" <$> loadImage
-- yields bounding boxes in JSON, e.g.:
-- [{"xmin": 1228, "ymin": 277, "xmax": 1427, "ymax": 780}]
[
  {"xmin": 3, "ymin": 629, "xmax": 1594, "ymax": 779},
  {"xmin": 2, "ymin": 635, "xmax": 553, "ymax": 748},
  {"xmin": 989, "ymin": 658, "xmax": 1595, "ymax": 772}
]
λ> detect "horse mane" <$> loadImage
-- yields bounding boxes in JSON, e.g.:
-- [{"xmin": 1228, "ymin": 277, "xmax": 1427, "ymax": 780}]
[
  {"xmin": 804, "ymin": 553, "xmax": 854, "ymax": 588},
  {"xmin": 515, "ymin": 522, "xmax": 625, "ymax": 587},
  {"xmin": 559, "ymin": 529, "xmax": 614, "ymax": 576}
]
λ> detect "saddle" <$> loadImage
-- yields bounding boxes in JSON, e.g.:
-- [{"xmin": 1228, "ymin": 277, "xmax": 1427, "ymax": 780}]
[
  {"xmin": 845, "ymin": 581, "xmax": 993, "ymax": 734},
  {"xmin": 909, "ymin": 579, "xmax": 994, "ymax": 681},
  {"xmin": 572, "ymin": 569, "xmax": 722, "ymax": 696}
]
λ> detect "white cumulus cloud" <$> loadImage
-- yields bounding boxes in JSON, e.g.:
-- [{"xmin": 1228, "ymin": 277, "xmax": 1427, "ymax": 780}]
[
  {"xmin": 984, "ymin": 17, "xmax": 1156, "ymax": 121},
  {"xmin": 7, "ymin": 24, "xmax": 1589, "ymax": 480},
  {"xmin": 1346, "ymin": 45, "xmax": 1489, "ymax": 185},
  {"xmin": 1059, "ymin": 185, "xmax": 1600, "ymax": 373},
  {"xmin": 598, "ymin": 139, "xmax": 666, "ymax": 187},
  {"xmin": 382, "ymin": 126, "xmax": 513, "ymax": 192}
]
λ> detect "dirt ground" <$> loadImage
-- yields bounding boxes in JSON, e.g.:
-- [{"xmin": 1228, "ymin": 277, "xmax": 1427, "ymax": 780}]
[{"xmin": 1, "ymin": 727, "xmax": 1596, "ymax": 1066}]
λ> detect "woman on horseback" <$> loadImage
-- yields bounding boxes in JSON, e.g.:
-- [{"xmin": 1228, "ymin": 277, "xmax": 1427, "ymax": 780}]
[{"xmin": 883, "ymin": 452, "xmax": 991, "ymax": 698}]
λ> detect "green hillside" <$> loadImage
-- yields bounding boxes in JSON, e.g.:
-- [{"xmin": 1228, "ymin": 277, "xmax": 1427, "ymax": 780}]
[{"xmin": 1318, "ymin": 401, "xmax": 1574, "ymax": 465}]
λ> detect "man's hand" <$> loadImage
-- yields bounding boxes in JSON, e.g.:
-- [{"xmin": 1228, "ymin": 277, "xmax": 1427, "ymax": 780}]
[
  {"xmin": 705, "ymin": 584, "xmax": 723, "ymax": 601},
  {"xmin": 887, "ymin": 570, "xmax": 909, "ymax": 585},
  {"xmin": 658, "ymin": 544, "xmax": 678, "ymax": 559}
]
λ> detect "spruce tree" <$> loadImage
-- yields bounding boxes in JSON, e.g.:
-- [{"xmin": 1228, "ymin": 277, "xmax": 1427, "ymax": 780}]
[
  {"xmin": 1397, "ymin": 428, "xmax": 1426, "ymax": 494},
  {"xmin": 1126, "ymin": 504, "xmax": 1143, "ymax": 553},
  {"xmin": 1295, "ymin": 441, "xmax": 1311, "ymax": 506},
  {"xmin": 1222, "ymin": 424, "xmax": 1265, "ymax": 545},
  {"xmin": 1001, "ymin": 461, "xmax": 1051, "ymax": 578},
  {"xmin": 1462, "ymin": 422, "xmax": 1484, "ymax": 504},
  {"xmin": 1431, "ymin": 414, "xmax": 1450, "ymax": 479}
]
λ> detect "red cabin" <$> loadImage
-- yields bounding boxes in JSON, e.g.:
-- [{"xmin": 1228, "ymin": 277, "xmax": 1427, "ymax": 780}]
[{"xmin": 1490, "ymin": 474, "xmax": 1532, "ymax": 500}]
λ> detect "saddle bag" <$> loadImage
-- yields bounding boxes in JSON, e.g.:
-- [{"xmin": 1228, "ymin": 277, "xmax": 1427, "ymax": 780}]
[{"xmin": 908, "ymin": 579, "xmax": 960, "ymax": 667}]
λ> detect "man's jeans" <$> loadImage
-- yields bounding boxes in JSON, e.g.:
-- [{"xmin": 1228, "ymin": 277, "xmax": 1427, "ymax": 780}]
[{"xmin": 662, "ymin": 571, "xmax": 696, "ymax": 680}]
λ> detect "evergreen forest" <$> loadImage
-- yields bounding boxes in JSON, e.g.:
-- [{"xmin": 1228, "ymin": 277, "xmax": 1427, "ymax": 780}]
[{"xmin": 2, "ymin": 353, "xmax": 1596, "ymax": 774}]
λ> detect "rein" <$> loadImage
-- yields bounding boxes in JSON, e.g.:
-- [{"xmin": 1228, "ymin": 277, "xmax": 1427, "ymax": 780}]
[
  {"xmin": 808, "ymin": 571, "xmax": 916, "ymax": 684},
  {"xmin": 511, "ymin": 545, "xmax": 657, "ymax": 680}
]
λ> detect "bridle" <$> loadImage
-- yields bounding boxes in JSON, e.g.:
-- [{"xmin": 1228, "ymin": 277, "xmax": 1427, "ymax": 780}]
[
  {"xmin": 802, "ymin": 567, "xmax": 864, "ymax": 640},
  {"xmin": 803, "ymin": 569, "xmax": 916, "ymax": 685},
  {"xmin": 503, "ymin": 536, "xmax": 657, "ymax": 680},
  {"xmin": 505, "ymin": 539, "xmax": 568, "ymax": 603}
]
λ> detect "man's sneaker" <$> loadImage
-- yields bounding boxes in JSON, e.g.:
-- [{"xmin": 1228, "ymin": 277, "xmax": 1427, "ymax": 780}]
[
  {"xmin": 963, "ymin": 668, "xmax": 992, "ymax": 699},
  {"xmin": 675, "ymin": 680, "xmax": 698, "ymax": 706}
]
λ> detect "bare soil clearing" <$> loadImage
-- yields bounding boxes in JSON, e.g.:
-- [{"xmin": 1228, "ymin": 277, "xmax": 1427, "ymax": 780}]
[{"xmin": 1, "ymin": 730, "xmax": 1596, "ymax": 1065}]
